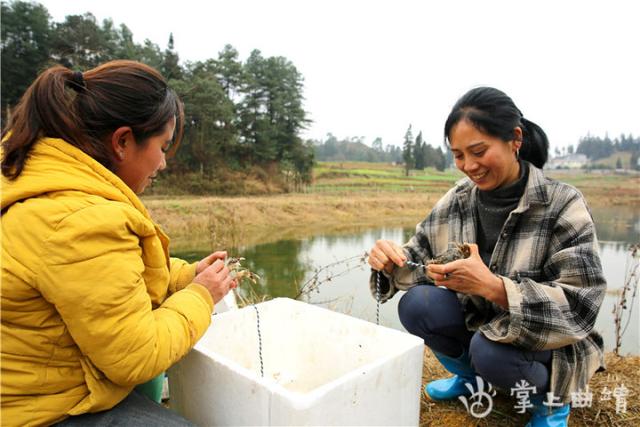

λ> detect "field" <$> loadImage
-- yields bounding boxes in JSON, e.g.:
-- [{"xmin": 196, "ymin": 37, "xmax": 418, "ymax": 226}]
[
  {"xmin": 310, "ymin": 161, "xmax": 462, "ymax": 194},
  {"xmin": 311, "ymin": 161, "xmax": 639, "ymax": 204}
]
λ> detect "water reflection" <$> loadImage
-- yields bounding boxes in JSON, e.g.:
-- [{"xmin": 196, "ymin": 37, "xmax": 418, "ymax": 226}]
[
  {"xmin": 591, "ymin": 205, "xmax": 640, "ymax": 244},
  {"xmin": 238, "ymin": 240, "xmax": 310, "ymax": 298},
  {"xmin": 175, "ymin": 208, "xmax": 639, "ymax": 355}
]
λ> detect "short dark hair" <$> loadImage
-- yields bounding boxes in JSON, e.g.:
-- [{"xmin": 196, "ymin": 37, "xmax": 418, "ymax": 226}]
[
  {"xmin": 444, "ymin": 87, "xmax": 548, "ymax": 168},
  {"xmin": 2, "ymin": 60, "xmax": 184, "ymax": 179}
]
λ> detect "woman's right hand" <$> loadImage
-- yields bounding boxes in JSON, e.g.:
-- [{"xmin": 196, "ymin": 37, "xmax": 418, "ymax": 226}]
[
  {"xmin": 193, "ymin": 259, "xmax": 237, "ymax": 304},
  {"xmin": 367, "ymin": 239, "xmax": 407, "ymax": 273}
]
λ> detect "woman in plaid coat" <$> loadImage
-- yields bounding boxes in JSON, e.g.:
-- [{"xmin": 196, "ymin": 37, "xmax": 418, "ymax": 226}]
[{"xmin": 368, "ymin": 87, "xmax": 606, "ymax": 427}]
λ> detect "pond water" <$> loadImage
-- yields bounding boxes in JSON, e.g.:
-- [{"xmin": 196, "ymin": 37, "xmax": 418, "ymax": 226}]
[{"xmin": 176, "ymin": 205, "xmax": 639, "ymax": 356}]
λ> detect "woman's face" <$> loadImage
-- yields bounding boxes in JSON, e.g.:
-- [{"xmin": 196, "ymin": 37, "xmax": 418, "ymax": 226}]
[
  {"xmin": 116, "ymin": 117, "xmax": 175, "ymax": 194},
  {"xmin": 449, "ymin": 119, "xmax": 521, "ymax": 191}
]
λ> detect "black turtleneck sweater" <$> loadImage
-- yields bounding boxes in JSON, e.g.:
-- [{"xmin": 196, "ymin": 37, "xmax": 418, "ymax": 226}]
[{"xmin": 475, "ymin": 160, "xmax": 529, "ymax": 266}]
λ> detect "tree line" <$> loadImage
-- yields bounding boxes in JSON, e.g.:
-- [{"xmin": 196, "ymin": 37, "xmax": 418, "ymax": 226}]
[
  {"xmin": 1, "ymin": 0, "xmax": 314, "ymax": 187},
  {"xmin": 313, "ymin": 134, "xmax": 404, "ymax": 163},
  {"xmin": 552, "ymin": 134, "xmax": 640, "ymax": 170},
  {"xmin": 576, "ymin": 134, "xmax": 639, "ymax": 168},
  {"xmin": 313, "ymin": 129, "xmax": 450, "ymax": 173}
]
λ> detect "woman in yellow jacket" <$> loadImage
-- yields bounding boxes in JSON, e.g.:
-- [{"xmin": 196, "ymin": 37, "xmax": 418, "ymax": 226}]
[{"xmin": 1, "ymin": 61, "xmax": 236, "ymax": 426}]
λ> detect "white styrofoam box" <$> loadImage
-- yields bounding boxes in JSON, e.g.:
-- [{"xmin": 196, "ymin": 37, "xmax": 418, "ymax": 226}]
[{"xmin": 168, "ymin": 297, "xmax": 424, "ymax": 426}]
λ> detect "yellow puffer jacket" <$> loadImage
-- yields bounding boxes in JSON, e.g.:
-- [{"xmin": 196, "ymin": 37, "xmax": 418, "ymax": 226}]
[{"xmin": 1, "ymin": 138, "xmax": 214, "ymax": 426}]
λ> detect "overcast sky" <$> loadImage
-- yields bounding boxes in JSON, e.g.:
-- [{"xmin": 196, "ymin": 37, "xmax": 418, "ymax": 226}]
[{"xmin": 40, "ymin": 0, "xmax": 639, "ymax": 153}]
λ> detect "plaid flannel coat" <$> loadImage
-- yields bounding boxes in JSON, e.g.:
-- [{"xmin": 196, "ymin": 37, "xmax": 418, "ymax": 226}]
[{"xmin": 370, "ymin": 162, "xmax": 606, "ymax": 402}]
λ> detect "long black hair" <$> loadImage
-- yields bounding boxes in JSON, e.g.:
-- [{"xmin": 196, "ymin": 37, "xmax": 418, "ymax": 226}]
[{"xmin": 444, "ymin": 87, "xmax": 548, "ymax": 168}]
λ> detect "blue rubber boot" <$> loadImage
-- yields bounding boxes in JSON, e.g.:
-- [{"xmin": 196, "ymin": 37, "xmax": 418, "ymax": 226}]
[
  {"xmin": 525, "ymin": 395, "xmax": 571, "ymax": 427},
  {"xmin": 425, "ymin": 350, "xmax": 476, "ymax": 401}
]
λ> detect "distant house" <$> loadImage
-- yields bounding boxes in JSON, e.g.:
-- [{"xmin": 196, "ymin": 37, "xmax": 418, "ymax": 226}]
[{"xmin": 546, "ymin": 153, "xmax": 588, "ymax": 169}]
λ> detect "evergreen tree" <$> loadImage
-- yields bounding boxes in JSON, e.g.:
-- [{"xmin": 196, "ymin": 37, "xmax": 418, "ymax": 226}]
[
  {"xmin": 171, "ymin": 65, "xmax": 235, "ymax": 174},
  {"xmin": 1, "ymin": 0, "xmax": 52, "ymax": 118},
  {"xmin": 413, "ymin": 131, "xmax": 425, "ymax": 170},
  {"xmin": 161, "ymin": 33, "xmax": 182, "ymax": 80},
  {"xmin": 263, "ymin": 56, "xmax": 308, "ymax": 163},
  {"xmin": 135, "ymin": 39, "xmax": 164, "ymax": 70},
  {"xmin": 238, "ymin": 49, "xmax": 269, "ymax": 162},
  {"xmin": 50, "ymin": 13, "xmax": 115, "ymax": 69},
  {"xmin": 402, "ymin": 125, "xmax": 414, "ymax": 176},
  {"xmin": 434, "ymin": 147, "xmax": 446, "ymax": 171},
  {"xmin": 215, "ymin": 44, "xmax": 244, "ymax": 101},
  {"xmin": 238, "ymin": 50, "xmax": 308, "ymax": 166},
  {"xmin": 422, "ymin": 143, "xmax": 433, "ymax": 168},
  {"xmin": 112, "ymin": 23, "xmax": 137, "ymax": 59}
]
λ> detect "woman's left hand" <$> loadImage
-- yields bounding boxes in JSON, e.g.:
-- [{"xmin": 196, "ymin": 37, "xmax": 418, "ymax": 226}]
[
  {"xmin": 196, "ymin": 251, "xmax": 228, "ymax": 275},
  {"xmin": 427, "ymin": 243, "xmax": 507, "ymax": 307}
]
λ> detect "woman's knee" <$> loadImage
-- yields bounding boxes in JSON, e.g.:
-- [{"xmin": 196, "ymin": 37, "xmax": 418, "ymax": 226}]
[
  {"xmin": 398, "ymin": 286, "xmax": 459, "ymax": 334},
  {"xmin": 469, "ymin": 332, "xmax": 550, "ymax": 392},
  {"xmin": 398, "ymin": 285, "xmax": 430, "ymax": 333},
  {"xmin": 469, "ymin": 333, "xmax": 514, "ymax": 384}
]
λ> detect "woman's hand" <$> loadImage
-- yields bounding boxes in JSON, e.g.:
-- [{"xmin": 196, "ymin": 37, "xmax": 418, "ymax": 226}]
[
  {"xmin": 196, "ymin": 251, "xmax": 228, "ymax": 275},
  {"xmin": 427, "ymin": 243, "xmax": 508, "ymax": 308},
  {"xmin": 368, "ymin": 239, "xmax": 407, "ymax": 273},
  {"xmin": 193, "ymin": 259, "xmax": 238, "ymax": 304}
]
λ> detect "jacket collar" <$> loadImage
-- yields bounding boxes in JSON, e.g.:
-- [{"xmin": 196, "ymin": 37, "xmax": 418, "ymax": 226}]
[{"xmin": 1, "ymin": 137, "xmax": 151, "ymax": 219}]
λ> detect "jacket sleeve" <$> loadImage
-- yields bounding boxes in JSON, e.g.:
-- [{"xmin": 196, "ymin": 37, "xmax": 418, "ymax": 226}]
[
  {"xmin": 37, "ymin": 204, "xmax": 214, "ymax": 386},
  {"xmin": 168, "ymin": 257, "xmax": 197, "ymax": 294},
  {"xmin": 368, "ymin": 189, "xmax": 459, "ymax": 302},
  {"xmin": 480, "ymin": 194, "xmax": 607, "ymax": 351}
]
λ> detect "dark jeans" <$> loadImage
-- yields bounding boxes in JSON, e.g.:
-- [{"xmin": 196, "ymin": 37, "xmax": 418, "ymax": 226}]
[
  {"xmin": 53, "ymin": 391, "xmax": 195, "ymax": 427},
  {"xmin": 398, "ymin": 285, "xmax": 552, "ymax": 393}
]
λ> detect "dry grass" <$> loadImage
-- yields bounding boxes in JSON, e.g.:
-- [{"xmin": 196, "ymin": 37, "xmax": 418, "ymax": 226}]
[
  {"xmin": 546, "ymin": 171, "xmax": 640, "ymax": 206},
  {"xmin": 144, "ymin": 176, "xmax": 638, "ymax": 253},
  {"xmin": 144, "ymin": 192, "xmax": 439, "ymax": 251},
  {"xmin": 420, "ymin": 351, "xmax": 639, "ymax": 426}
]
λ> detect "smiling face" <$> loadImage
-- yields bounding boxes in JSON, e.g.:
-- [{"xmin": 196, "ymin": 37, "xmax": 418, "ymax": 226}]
[
  {"xmin": 114, "ymin": 117, "xmax": 176, "ymax": 194},
  {"xmin": 449, "ymin": 119, "xmax": 521, "ymax": 191}
]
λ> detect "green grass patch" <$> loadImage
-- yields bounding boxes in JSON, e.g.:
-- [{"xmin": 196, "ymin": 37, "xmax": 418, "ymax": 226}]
[{"xmin": 312, "ymin": 161, "xmax": 462, "ymax": 193}]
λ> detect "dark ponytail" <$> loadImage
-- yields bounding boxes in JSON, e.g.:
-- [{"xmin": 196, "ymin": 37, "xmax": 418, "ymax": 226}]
[
  {"xmin": 444, "ymin": 87, "xmax": 549, "ymax": 168},
  {"xmin": 2, "ymin": 60, "xmax": 184, "ymax": 179},
  {"xmin": 2, "ymin": 67, "xmax": 85, "ymax": 178},
  {"xmin": 519, "ymin": 117, "xmax": 548, "ymax": 169}
]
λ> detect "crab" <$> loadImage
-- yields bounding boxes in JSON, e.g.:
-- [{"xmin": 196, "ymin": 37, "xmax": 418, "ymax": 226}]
[
  {"xmin": 426, "ymin": 243, "xmax": 471, "ymax": 265},
  {"xmin": 224, "ymin": 256, "xmax": 261, "ymax": 285}
]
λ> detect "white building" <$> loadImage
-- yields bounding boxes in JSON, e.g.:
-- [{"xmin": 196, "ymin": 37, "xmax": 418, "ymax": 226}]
[{"xmin": 547, "ymin": 153, "xmax": 589, "ymax": 169}]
